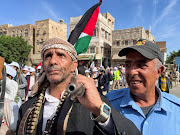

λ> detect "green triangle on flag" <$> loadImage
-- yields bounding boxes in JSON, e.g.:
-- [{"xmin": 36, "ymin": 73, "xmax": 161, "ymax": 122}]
[{"xmin": 68, "ymin": 1, "xmax": 102, "ymax": 55}]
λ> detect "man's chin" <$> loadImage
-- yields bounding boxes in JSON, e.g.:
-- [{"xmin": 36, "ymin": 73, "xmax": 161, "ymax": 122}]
[
  {"xmin": 47, "ymin": 76, "xmax": 63, "ymax": 84},
  {"xmin": 48, "ymin": 78, "xmax": 63, "ymax": 84}
]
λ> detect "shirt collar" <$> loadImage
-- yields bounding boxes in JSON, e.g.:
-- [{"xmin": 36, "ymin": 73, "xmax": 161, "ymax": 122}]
[
  {"xmin": 120, "ymin": 89, "xmax": 139, "ymax": 109},
  {"xmin": 154, "ymin": 86, "xmax": 172, "ymax": 112},
  {"xmin": 120, "ymin": 86, "xmax": 172, "ymax": 112},
  {"xmin": 44, "ymin": 87, "xmax": 66, "ymax": 103}
]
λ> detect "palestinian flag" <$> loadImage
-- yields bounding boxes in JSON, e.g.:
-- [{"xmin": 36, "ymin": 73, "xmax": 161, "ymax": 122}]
[{"xmin": 68, "ymin": 0, "xmax": 102, "ymax": 55}]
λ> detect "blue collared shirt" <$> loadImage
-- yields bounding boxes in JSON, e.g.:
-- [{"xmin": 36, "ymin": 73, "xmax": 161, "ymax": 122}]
[{"xmin": 106, "ymin": 86, "xmax": 180, "ymax": 135}]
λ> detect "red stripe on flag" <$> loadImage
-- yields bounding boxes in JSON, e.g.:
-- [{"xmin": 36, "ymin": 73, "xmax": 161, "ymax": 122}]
[
  {"xmin": 22, "ymin": 62, "xmax": 24, "ymax": 69},
  {"xmin": 82, "ymin": 6, "xmax": 100, "ymax": 37},
  {"xmin": 81, "ymin": 61, "xmax": 84, "ymax": 64}
]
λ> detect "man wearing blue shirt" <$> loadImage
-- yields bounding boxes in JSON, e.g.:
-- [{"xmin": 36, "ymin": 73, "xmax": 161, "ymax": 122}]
[{"xmin": 106, "ymin": 39, "xmax": 180, "ymax": 135}]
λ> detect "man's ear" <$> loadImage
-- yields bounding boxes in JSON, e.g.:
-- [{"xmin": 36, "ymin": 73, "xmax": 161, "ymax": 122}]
[
  {"xmin": 71, "ymin": 61, "xmax": 78, "ymax": 72},
  {"xmin": 41, "ymin": 61, "xmax": 44, "ymax": 70},
  {"xmin": 156, "ymin": 66, "xmax": 165, "ymax": 79}
]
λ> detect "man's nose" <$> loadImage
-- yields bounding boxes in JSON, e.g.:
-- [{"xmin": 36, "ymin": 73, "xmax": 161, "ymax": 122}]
[
  {"xmin": 127, "ymin": 65, "xmax": 138, "ymax": 77},
  {"xmin": 50, "ymin": 54, "xmax": 57, "ymax": 65}
]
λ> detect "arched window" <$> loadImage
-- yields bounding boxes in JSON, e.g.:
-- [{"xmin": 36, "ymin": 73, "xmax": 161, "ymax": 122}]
[
  {"xmin": 93, "ymin": 28, "xmax": 97, "ymax": 37},
  {"xmin": 37, "ymin": 40, "xmax": 39, "ymax": 45},
  {"xmin": 43, "ymin": 30, "xmax": 46, "ymax": 35},
  {"xmin": 25, "ymin": 29, "xmax": 29, "ymax": 37},
  {"xmin": 117, "ymin": 41, "xmax": 120, "ymax": 46}
]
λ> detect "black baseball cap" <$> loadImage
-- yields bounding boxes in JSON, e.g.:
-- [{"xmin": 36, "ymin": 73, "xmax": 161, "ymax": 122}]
[{"xmin": 118, "ymin": 39, "xmax": 163, "ymax": 63}]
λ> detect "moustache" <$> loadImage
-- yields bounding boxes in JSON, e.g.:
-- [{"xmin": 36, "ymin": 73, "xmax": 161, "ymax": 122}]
[{"xmin": 47, "ymin": 66, "xmax": 62, "ymax": 73}]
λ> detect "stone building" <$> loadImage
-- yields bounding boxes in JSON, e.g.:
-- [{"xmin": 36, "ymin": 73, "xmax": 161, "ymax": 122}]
[
  {"xmin": 33, "ymin": 19, "xmax": 67, "ymax": 64},
  {"xmin": 111, "ymin": 27, "xmax": 155, "ymax": 66},
  {"xmin": 0, "ymin": 19, "xmax": 67, "ymax": 65},
  {"xmin": 155, "ymin": 41, "xmax": 167, "ymax": 64},
  {"xmin": 70, "ymin": 12, "xmax": 114, "ymax": 67},
  {"xmin": 0, "ymin": 24, "xmax": 35, "ymax": 65}
]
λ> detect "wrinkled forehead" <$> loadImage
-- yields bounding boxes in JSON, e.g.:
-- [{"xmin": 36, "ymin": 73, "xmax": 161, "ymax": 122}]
[{"xmin": 43, "ymin": 48, "xmax": 71, "ymax": 59}]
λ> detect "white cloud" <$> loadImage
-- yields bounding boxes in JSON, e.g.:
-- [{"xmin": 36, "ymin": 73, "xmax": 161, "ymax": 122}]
[
  {"xmin": 41, "ymin": 1, "xmax": 60, "ymax": 21},
  {"xmin": 131, "ymin": 3, "xmax": 144, "ymax": 27},
  {"xmin": 152, "ymin": 0, "xmax": 178, "ymax": 29},
  {"xmin": 152, "ymin": 0, "xmax": 158, "ymax": 21}
]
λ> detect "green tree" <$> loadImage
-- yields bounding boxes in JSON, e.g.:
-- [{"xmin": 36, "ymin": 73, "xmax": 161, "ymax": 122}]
[
  {"xmin": 166, "ymin": 50, "xmax": 180, "ymax": 64},
  {"xmin": 0, "ymin": 35, "xmax": 32, "ymax": 64}
]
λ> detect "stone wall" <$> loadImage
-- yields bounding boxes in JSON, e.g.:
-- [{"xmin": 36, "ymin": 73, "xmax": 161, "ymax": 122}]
[{"xmin": 0, "ymin": 19, "xmax": 67, "ymax": 65}]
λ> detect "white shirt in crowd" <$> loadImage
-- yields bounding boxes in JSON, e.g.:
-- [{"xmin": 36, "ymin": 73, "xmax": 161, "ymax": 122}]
[
  {"xmin": 5, "ymin": 77, "xmax": 18, "ymax": 101},
  {"xmin": 29, "ymin": 76, "xmax": 35, "ymax": 90}
]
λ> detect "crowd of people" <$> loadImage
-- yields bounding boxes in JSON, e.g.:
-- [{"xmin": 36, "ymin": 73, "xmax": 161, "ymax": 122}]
[
  {"xmin": 0, "ymin": 38, "xmax": 180, "ymax": 135},
  {"xmin": 0, "ymin": 61, "xmax": 43, "ymax": 134},
  {"xmin": 84, "ymin": 65, "xmax": 127, "ymax": 95}
]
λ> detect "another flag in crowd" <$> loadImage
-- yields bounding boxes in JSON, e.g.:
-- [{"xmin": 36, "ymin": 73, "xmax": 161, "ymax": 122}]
[
  {"xmin": 81, "ymin": 61, "xmax": 84, "ymax": 64},
  {"xmin": 22, "ymin": 62, "xmax": 24, "ymax": 69},
  {"xmin": 90, "ymin": 61, "xmax": 95, "ymax": 68},
  {"xmin": 35, "ymin": 62, "xmax": 41, "ymax": 69},
  {"xmin": 68, "ymin": 0, "xmax": 102, "ymax": 55}
]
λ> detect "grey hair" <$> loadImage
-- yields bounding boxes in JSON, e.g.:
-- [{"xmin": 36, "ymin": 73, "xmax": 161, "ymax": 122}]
[{"xmin": 153, "ymin": 58, "xmax": 163, "ymax": 70}]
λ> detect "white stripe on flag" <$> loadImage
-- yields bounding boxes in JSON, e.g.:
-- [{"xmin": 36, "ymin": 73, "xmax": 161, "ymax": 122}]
[{"xmin": 79, "ymin": 32, "xmax": 88, "ymax": 39}]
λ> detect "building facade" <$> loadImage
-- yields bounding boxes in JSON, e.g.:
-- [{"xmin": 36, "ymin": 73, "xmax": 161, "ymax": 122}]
[
  {"xmin": 111, "ymin": 27, "xmax": 155, "ymax": 66},
  {"xmin": 70, "ymin": 12, "xmax": 114, "ymax": 67},
  {"xmin": 155, "ymin": 41, "xmax": 167, "ymax": 64},
  {"xmin": 0, "ymin": 19, "xmax": 67, "ymax": 65}
]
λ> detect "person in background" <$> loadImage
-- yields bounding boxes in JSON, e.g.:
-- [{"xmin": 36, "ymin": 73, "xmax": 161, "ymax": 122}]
[
  {"xmin": 112, "ymin": 67, "xmax": 120, "ymax": 90},
  {"xmin": 91, "ymin": 67, "xmax": 99, "ymax": 89},
  {"xmin": 22, "ymin": 66, "xmax": 29, "ymax": 79},
  {"xmin": 9, "ymin": 61, "xmax": 27, "ymax": 104},
  {"xmin": 8, "ymin": 61, "xmax": 19, "ymax": 81},
  {"xmin": 118, "ymin": 66, "xmax": 123, "ymax": 86},
  {"xmin": 85, "ymin": 70, "xmax": 91, "ymax": 77},
  {"xmin": 175, "ymin": 70, "xmax": 179, "ymax": 86},
  {"xmin": 4, "ymin": 65, "xmax": 18, "ymax": 101},
  {"xmin": 106, "ymin": 39, "xmax": 180, "ymax": 135},
  {"xmin": 169, "ymin": 72, "xmax": 173, "ymax": 89},
  {"xmin": 121, "ymin": 65, "xmax": 126, "ymax": 87},
  {"xmin": 25, "ymin": 67, "xmax": 36, "ymax": 100},
  {"xmin": 96, "ymin": 69, "xmax": 108, "ymax": 95},
  {"xmin": 158, "ymin": 71, "xmax": 170, "ymax": 93},
  {"xmin": 35, "ymin": 66, "xmax": 41, "ymax": 77},
  {"xmin": 0, "ymin": 64, "xmax": 19, "ymax": 134},
  {"xmin": 16, "ymin": 69, "xmax": 27, "ymax": 103},
  {"xmin": 109, "ymin": 67, "xmax": 114, "ymax": 91},
  {"xmin": 105, "ymin": 67, "xmax": 113, "ymax": 93}
]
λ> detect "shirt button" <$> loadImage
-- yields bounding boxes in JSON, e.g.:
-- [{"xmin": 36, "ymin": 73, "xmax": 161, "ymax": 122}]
[{"xmin": 144, "ymin": 121, "xmax": 148, "ymax": 125}]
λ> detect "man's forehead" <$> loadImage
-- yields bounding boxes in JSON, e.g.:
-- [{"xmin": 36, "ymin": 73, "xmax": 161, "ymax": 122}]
[{"xmin": 44, "ymin": 48, "xmax": 68, "ymax": 54}]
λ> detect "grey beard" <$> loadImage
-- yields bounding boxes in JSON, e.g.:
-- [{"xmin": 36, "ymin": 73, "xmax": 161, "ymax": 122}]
[{"xmin": 47, "ymin": 72, "xmax": 71, "ymax": 85}]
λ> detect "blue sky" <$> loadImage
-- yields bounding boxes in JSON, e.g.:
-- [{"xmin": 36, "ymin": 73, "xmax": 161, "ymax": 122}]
[{"xmin": 0, "ymin": 0, "xmax": 180, "ymax": 55}]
